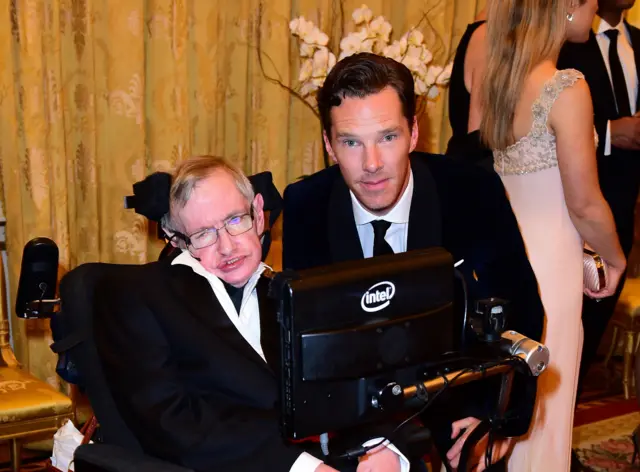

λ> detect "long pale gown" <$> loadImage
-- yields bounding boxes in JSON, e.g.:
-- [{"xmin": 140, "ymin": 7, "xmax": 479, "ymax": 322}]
[{"xmin": 494, "ymin": 69, "xmax": 587, "ymax": 472}]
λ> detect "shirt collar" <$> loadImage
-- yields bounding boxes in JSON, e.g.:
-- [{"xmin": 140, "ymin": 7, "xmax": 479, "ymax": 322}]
[
  {"xmin": 350, "ymin": 169, "xmax": 414, "ymax": 226},
  {"xmin": 594, "ymin": 16, "xmax": 626, "ymax": 36},
  {"xmin": 171, "ymin": 250, "xmax": 267, "ymax": 292}
]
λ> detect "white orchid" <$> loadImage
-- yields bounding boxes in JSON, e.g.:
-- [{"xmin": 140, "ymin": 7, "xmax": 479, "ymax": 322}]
[
  {"xmin": 312, "ymin": 47, "xmax": 337, "ymax": 78},
  {"xmin": 415, "ymin": 77, "xmax": 428, "ymax": 96},
  {"xmin": 369, "ymin": 16, "xmax": 392, "ymax": 42},
  {"xmin": 352, "ymin": 5, "xmax": 373, "ymax": 25},
  {"xmin": 290, "ymin": 16, "xmax": 328, "ymax": 48},
  {"xmin": 382, "ymin": 36, "xmax": 408, "ymax": 61},
  {"xmin": 300, "ymin": 77, "xmax": 325, "ymax": 97},
  {"xmin": 289, "ymin": 4, "xmax": 452, "ymax": 101},
  {"xmin": 407, "ymin": 29, "xmax": 424, "ymax": 47},
  {"xmin": 289, "ymin": 17, "xmax": 314, "ymax": 38},
  {"xmin": 298, "ymin": 58, "xmax": 313, "ymax": 82},
  {"xmin": 421, "ymin": 46, "xmax": 433, "ymax": 65},
  {"xmin": 300, "ymin": 42, "xmax": 315, "ymax": 58},
  {"xmin": 424, "ymin": 65, "xmax": 442, "ymax": 87},
  {"xmin": 303, "ymin": 27, "xmax": 329, "ymax": 46},
  {"xmin": 427, "ymin": 85, "xmax": 441, "ymax": 99},
  {"xmin": 339, "ymin": 28, "xmax": 369, "ymax": 60},
  {"xmin": 289, "ymin": 17, "xmax": 301, "ymax": 34},
  {"xmin": 437, "ymin": 62, "xmax": 453, "ymax": 85},
  {"xmin": 401, "ymin": 56, "xmax": 427, "ymax": 78}
]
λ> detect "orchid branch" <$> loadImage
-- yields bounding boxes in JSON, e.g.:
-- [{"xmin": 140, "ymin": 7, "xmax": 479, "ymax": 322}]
[{"xmin": 255, "ymin": 2, "xmax": 320, "ymax": 119}]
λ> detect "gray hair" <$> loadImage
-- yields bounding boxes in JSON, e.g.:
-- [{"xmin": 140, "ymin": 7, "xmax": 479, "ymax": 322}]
[{"xmin": 160, "ymin": 155, "xmax": 255, "ymax": 235}]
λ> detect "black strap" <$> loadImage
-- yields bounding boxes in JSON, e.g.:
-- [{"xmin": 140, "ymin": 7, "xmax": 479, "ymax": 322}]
[
  {"xmin": 457, "ymin": 418, "xmax": 492, "ymax": 472},
  {"xmin": 605, "ymin": 29, "xmax": 632, "ymax": 117}
]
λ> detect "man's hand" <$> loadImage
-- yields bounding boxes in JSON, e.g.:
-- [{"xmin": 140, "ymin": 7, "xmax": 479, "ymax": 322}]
[
  {"xmin": 446, "ymin": 417, "xmax": 513, "ymax": 472},
  {"xmin": 610, "ymin": 116, "xmax": 640, "ymax": 150},
  {"xmin": 356, "ymin": 443, "xmax": 401, "ymax": 472}
]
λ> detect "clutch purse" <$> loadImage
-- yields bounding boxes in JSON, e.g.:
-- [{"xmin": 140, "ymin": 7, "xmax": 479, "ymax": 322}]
[{"xmin": 584, "ymin": 248, "xmax": 608, "ymax": 292}]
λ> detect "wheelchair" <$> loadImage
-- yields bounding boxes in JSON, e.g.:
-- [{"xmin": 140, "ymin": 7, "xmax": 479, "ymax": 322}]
[
  {"xmin": 15, "ymin": 171, "xmax": 282, "ymax": 472},
  {"xmin": 15, "ymin": 170, "xmax": 540, "ymax": 472}
]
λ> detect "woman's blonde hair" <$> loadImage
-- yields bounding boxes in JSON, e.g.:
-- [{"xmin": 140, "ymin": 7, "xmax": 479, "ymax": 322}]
[{"xmin": 480, "ymin": 0, "xmax": 570, "ymax": 149}]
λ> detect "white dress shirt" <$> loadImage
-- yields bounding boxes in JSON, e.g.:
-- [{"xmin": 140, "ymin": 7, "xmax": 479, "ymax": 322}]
[
  {"xmin": 172, "ymin": 251, "xmax": 409, "ymax": 472},
  {"xmin": 351, "ymin": 170, "xmax": 414, "ymax": 258},
  {"xmin": 594, "ymin": 17, "xmax": 638, "ymax": 155}
]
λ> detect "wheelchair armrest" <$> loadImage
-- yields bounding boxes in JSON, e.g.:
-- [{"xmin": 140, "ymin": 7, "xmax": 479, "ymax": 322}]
[{"xmin": 74, "ymin": 444, "xmax": 194, "ymax": 472}]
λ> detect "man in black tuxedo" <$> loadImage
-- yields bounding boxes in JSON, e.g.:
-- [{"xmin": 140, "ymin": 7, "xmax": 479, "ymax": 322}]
[
  {"xmin": 94, "ymin": 156, "xmax": 407, "ymax": 472},
  {"xmin": 558, "ymin": 0, "xmax": 640, "ymax": 392},
  {"xmin": 282, "ymin": 53, "xmax": 544, "ymax": 471}
]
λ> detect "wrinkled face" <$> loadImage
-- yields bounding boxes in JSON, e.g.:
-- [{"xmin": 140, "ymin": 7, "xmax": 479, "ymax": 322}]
[
  {"xmin": 324, "ymin": 86, "xmax": 418, "ymax": 216},
  {"xmin": 567, "ymin": 0, "xmax": 599, "ymax": 42},
  {"xmin": 176, "ymin": 170, "xmax": 265, "ymax": 287}
]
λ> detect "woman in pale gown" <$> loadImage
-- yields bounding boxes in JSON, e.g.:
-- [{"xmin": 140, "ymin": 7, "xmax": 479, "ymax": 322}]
[{"xmin": 467, "ymin": 0, "xmax": 627, "ymax": 470}]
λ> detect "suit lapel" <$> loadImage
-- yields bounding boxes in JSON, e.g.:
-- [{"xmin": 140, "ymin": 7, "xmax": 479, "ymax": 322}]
[
  {"xmin": 407, "ymin": 157, "xmax": 443, "ymax": 250},
  {"xmin": 585, "ymin": 32, "xmax": 618, "ymax": 116},
  {"xmin": 624, "ymin": 21, "xmax": 640, "ymax": 112},
  {"xmin": 166, "ymin": 263, "xmax": 271, "ymax": 373},
  {"xmin": 327, "ymin": 175, "xmax": 364, "ymax": 263}
]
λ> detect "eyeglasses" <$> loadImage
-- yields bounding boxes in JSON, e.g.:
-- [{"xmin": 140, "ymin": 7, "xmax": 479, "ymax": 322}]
[{"xmin": 171, "ymin": 209, "xmax": 254, "ymax": 250}]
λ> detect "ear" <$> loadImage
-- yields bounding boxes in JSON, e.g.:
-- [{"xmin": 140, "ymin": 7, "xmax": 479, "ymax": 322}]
[
  {"xmin": 409, "ymin": 117, "xmax": 420, "ymax": 153},
  {"xmin": 161, "ymin": 226, "xmax": 179, "ymax": 248},
  {"xmin": 323, "ymin": 130, "xmax": 338, "ymax": 163},
  {"xmin": 252, "ymin": 193, "xmax": 265, "ymax": 236}
]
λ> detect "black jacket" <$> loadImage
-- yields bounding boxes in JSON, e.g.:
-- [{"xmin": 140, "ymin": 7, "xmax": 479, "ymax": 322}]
[
  {"xmin": 283, "ymin": 152, "xmax": 544, "ymax": 342},
  {"xmin": 94, "ymin": 257, "xmax": 304, "ymax": 472}
]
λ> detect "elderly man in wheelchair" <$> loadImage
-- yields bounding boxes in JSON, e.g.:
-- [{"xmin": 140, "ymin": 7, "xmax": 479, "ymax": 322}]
[{"xmin": 15, "ymin": 155, "xmax": 547, "ymax": 472}]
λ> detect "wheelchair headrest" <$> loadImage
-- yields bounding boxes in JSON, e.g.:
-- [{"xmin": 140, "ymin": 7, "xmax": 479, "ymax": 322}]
[
  {"xmin": 125, "ymin": 171, "xmax": 283, "ymax": 231},
  {"xmin": 124, "ymin": 173, "xmax": 171, "ymax": 222}
]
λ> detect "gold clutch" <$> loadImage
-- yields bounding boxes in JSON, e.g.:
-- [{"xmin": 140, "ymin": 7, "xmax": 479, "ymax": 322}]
[{"xmin": 584, "ymin": 248, "xmax": 608, "ymax": 292}]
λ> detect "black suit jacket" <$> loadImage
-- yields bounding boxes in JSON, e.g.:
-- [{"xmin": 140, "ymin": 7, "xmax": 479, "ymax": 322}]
[
  {"xmin": 283, "ymin": 152, "xmax": 544, "ymax": 343},
  {"xmin": 93, "ymin": 257, "xmax": 304, "ymax": 472},
  {"xmin": 558, "ymin": 25, "xmax": 640, "ymax": 255}
]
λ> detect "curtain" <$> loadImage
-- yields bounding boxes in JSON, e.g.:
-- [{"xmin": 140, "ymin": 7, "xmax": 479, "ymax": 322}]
[{"xmin": 0, "ymin": 0, "xmax": 481, "ymax": 383}]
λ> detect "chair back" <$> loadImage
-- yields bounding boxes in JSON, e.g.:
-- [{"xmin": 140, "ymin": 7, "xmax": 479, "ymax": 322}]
[{"xmin": 0, "ymin": 243, "xmax": 18, "ymax": 367}]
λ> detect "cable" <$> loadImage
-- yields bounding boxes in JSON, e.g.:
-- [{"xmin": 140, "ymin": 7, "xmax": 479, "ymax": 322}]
[
  {"xmin": 343, "ymin": 355, "xmax": 524, "ymax": 462},
  {"xmin": 335, "ymin": 355, "xmax": 521, "ymax": 462},
  {"xmin": 337, "ymin": 365, "xmax": 489, "ymax": 460},
  {"xmin": 485, "ymin": 429, "xmax": 495, "ymax": 469},
  {"xmin": 454, "ymin": 267, "xmax": 469, "ymax": 349}
]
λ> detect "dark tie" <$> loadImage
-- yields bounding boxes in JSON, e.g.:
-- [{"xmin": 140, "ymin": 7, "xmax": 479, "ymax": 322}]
[
  {"xmin": 222, "ymin": 280, "xmax": 244, "ymax": 314},
  {"xmin": 604, "ymin": 29, "xmax": 632, "ymax": 117},
  {"xmin": 371, "ymin": 220, "xmax": 394, "ymax": 256}
]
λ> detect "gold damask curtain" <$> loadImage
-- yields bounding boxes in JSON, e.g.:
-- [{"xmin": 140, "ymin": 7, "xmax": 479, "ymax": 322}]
[{"xmin": 0, "ymin": 0, "xmax": 483, "ymax": 383}]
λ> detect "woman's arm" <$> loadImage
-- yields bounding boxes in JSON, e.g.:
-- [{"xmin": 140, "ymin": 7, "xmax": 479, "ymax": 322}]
[{"xmin": 550, "ymin": 78, "xmax": 626, "ymax": 296}]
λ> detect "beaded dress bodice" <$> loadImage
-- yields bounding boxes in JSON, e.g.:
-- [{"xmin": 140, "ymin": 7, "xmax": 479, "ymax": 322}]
[{"xmin": 493, "ymin": 69, "xmax": 594, "ymax": 176}]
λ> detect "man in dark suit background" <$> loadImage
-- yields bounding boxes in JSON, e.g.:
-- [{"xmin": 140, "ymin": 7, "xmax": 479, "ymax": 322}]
[
  {"xmin": 558, "ymin": 0, "xmax": 640, "ymax": 393},
  {"xmin": 94, "ymin": 156, "xmax": 407, "ymax": 472},
  {"xmin": 282, "ymin": 53, "xmax": 544, "ymax": 471}
]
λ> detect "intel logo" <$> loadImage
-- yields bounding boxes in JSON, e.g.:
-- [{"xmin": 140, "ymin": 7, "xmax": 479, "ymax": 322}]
[{"xmin": 361, "ymin": 281, "xmax": 396, "ymax": 313}]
